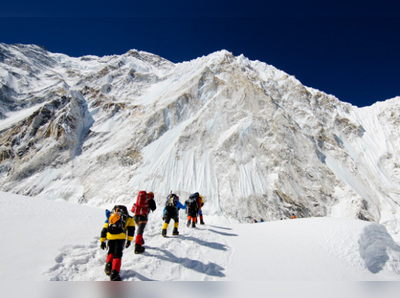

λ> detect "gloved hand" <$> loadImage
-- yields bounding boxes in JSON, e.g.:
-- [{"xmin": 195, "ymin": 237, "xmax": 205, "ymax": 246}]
[
  {"xmin": 125, "ymin": 241, "xmax": 131, "ymax": 249},
  {"xmin": 100, "ymin": 242, "xmax": 106, "ymax": 250}
]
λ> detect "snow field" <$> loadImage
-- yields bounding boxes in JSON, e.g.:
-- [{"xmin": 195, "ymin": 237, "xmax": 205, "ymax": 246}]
[
  {"xmin": 2, "ymin": 191, "xmax": 400, "ymax": 283},
  {"xmin": 0, "ymin": 191, "xmax": 104, "ymax": 281}
]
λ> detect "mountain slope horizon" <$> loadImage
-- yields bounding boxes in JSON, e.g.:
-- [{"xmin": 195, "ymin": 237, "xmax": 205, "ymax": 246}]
[{"xmin": 1, "ymin": 43, "xmax": 400, "ymax": 232}]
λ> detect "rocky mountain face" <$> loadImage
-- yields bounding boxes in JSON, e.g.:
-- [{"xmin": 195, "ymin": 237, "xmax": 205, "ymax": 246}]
[{"xmin": 1, "ymin": 43, "xmax": 400, "ymax": 225}]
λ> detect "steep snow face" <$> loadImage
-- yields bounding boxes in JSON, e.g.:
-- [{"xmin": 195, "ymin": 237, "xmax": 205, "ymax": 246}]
[{"xmin": 1, "ymin": 43, "xmax": 400, "ymax": 227}]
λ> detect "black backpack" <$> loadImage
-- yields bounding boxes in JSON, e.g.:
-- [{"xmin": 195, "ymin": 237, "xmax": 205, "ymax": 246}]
[
  {"xmin": 187, "ymin": 193, "xmax": 199, "ymax": 212},
  {"xmin": 165, "ymin": 193, "xmax": 178, "ymax": 212}
]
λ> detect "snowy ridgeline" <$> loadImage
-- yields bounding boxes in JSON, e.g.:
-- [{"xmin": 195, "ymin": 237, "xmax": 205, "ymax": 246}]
[
  {"xmin": 2, "ymin": 191, "xmax": 400, "ymax": 284},
  {"xmin": 1, "ymin": 43, "xmax": 400, "ymax": 228}
]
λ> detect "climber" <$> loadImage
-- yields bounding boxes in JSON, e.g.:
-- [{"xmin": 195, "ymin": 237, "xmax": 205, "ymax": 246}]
[
  {"xmin": 100, "ymin": 205, "xmax": 135, "ymax": 281},
  {"xmin": 162, "ymin": 192, "xmax": 186, "ymax": 237},
  {"xmin": 131, "ymin": 191, "xmax": 157, "ymax": 254},
  {"xmin": 185, "ymin": 192, "xmax": 202, "ymax": 228},
  {"xmin": 197, "ymin": 195, "xmax": 205, "ymax": 225}
]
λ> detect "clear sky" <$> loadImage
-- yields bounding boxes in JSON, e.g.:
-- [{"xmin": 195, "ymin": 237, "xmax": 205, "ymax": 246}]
[{"xmin": 1, "ymin": 5, "xmax": 399, "ymax": 108}]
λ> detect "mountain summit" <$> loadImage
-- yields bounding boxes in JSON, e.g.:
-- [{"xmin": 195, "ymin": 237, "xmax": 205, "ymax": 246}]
[{"xmin": 1, "ymin": 43, "xmax": 400, "ymax": 227}]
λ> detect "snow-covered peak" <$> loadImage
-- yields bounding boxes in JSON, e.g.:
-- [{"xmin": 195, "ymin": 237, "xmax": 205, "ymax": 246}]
[{"xmin": 1, "ymin": 43, "xmax": 400, "ymax": 234}]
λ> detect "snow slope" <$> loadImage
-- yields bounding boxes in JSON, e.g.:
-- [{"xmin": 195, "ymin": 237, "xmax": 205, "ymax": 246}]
[
  {"xmin": 0, "ymin": 191, "xmax": 104, "ymax": 281},
  {"xmin": 2, "ymin": 191, "xmax": 400, "ymax": 283},
  {"xmin": 2, "ymin": 43, "xmax": 400, "ymax": 231}
]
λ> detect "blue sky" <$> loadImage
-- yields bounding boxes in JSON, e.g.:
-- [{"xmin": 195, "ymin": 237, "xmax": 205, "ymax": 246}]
[{"xmin": 1, "ymin": 13, "xmax": 399, "ymax": 108}]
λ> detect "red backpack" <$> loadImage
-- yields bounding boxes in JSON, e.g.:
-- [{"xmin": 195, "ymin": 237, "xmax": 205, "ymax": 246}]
[{"xmin": 131, "ymin": 191, "xmax": 150, "ymax": 215}]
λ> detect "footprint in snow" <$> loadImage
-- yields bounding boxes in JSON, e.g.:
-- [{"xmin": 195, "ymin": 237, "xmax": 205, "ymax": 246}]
[{"xmin": 44, "ymin": 237, "xmax": 106, "ymax": 281}]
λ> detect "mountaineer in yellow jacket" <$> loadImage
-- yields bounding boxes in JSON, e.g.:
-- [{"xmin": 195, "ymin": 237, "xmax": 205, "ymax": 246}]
[{"xmin": 100, "ymin": 205, "xmax": 135, "ymax": 281}]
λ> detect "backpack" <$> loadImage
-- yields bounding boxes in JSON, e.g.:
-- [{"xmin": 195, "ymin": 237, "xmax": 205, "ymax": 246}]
[
  {"xmin": 187, "ymin": 193, "xmax": 199, "ymax": 212},
  {"xmin": 131, "ymin": 191, "xmax": 150, "ymax": 215},
  {"xmin": 165, "ymin": 193, "xmax": 178, "ymax": 212},
  {"xmin": 107, "ymin": 205, "xmax": 129, "ymax": 234}
]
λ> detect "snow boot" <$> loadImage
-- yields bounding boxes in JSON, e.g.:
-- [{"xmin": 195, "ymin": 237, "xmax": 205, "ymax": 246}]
[
  {"xmin": 110, "ymin": 270, "xmax": 121, "ymax": 281},
  {"xmin": 200, "ymin": 219, "xmax": 205, "ymax": 225},
  {"xmin": 135, "ymin": 243, "xmax": 145, "ymax": 254},
  {"xmin": 162, "ymin": 229, "xmax": 167, "ymax": 237},
  {"xmin": 104, "ymin": 262, "xmax": 112, "ymax": 276},
  {"xmin": 186, "ymin": 220, "xmax": 191, "ymax": 227},
  {"xmin": 172, "ymin": 227, "xmax": 179, "ymax": 235},
  {"xmin": 191, "ymin": 221, "xmax": 196, "ymax": 228}
]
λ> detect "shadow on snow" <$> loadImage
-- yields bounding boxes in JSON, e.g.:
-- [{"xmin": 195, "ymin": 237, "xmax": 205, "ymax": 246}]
[
  {"xmin": 121, "ymin": 269, "xmax": 156, "ymax": 281},
  {"xmin": 177, "ymin": 234, "xmax": 229, "ymax": 251},
  {"xmin": 207, "ymin": 229, "xmax": 238, "ymax": 237},
  {"xmin": 145, "ymin": 246, "xmax": 225, "ymax": 277},
  {"xmin": 359, "ymin": 224, "xmax": 400, "ymax": 274},
  {"xmin": 209, "ymin": 225, "xmax": 233, "ymax": 231}
]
